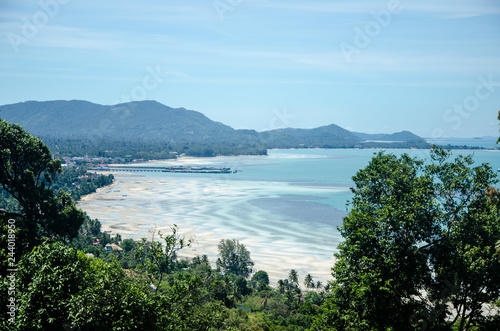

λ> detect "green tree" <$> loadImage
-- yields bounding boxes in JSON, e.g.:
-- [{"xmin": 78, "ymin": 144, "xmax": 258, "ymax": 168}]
[
  {"xmin": 425, "ymin": 149, "xmax": 500, "ymax": 330},
  {"xmin": 288, "ymin": 269, "xmax": 299, "ymax": 287},
  {"xmin": 3, "ymin": 241, "xmax": 159, "ymax": 330},
  {"xmin": 0, "ymin": 119, "xmax": 85, "ymax": 255},
  {"xmin": 314, "ymin": 149, "xmax": 500, "ymax": 330},
  {"xmin": 304, "ymin": 273, "xmax": 314, "ymax": 289},
  {"xmin": 120, "ymin": 238, "xmax": 137, "ymax": 252},
  {"xmin": 305, "ymin": 291, "xmax": 323, "ymax": 305},
  {"xmin": 232, "ymin": 275, "xmax": 251, "ymax": 297},
  {"xmin": 1, "ymin": 240, "xmax": 226, "ymax": 330},
  {"xmin": 277, "ymin": 279, "xmax": 287, "ymax": 294},
  {"xmin": 136, "ymin": 224, "xmax": 191, "ymax": 293},
  {"xmin": 216, "ymin": 239, "xmax": 254, "ymax": 277},
  {"xmin": 251, "ymin": 270, "xmax": 270, "ymax": 291},
  {"xmin": 159, "ymin": 274, "xmax": 227, "ymax": 330},
  {"xmin": 209, "ymin": 278, "xmax": 234, "ymax": 308},
  {"xmin": 494, "ymin": 110, "xmax": 500, "ymax": 259}
]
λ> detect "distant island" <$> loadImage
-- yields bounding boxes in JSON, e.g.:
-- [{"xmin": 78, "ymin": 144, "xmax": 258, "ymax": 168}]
[{"xmin": 0, "ymin": 100, "xmax": 489, "ymax": 160}]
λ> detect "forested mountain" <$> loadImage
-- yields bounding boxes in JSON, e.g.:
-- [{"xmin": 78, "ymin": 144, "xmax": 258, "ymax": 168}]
[
  {"xmin": 353, "ymin": 130, "xmax": 424, "ymax": 142},
  {"xmin": 0, "ymin": 100, "xmax": 254, "ymax": 144},
  {"xmin": 260, "ymin": 124, "xmax": 361, "ymax": 148},
  {"xmin": 0, "ymin": 100, "xmax": 429, "ymax": 151}
]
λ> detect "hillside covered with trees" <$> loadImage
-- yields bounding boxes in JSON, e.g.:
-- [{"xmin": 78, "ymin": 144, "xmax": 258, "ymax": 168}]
[{"xmin": 0, "ymin": 100, "xmax": 432, "ymax": 158}]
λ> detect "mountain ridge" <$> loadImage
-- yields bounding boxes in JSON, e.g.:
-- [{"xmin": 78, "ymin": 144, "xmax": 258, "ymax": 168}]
[{"xmin": 0, "ymin": 100, "xmax": 429, "ymax": 149}]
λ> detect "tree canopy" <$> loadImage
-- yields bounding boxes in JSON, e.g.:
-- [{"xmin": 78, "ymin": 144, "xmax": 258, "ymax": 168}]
[
  {"xmin": 216, "ymin": 239, "xmax": 254, "ymax": 277},
  {"xmin": 3, "ymin": 241, "xmax": 228, "ymax": 330},
  {"xmin": 12, "ymin": 241, "xmax": 159, "ymax": 330},
  {"xmin": 0, "ymin": 119, "xmax": 85, "ymax": 255},
  {"xmin": 314, "ymin": 148, "xmax": 500, "ymax": 330},
  {"xmin": 135, "ymin": 224, "xmax": 191, "ymax": 292}
]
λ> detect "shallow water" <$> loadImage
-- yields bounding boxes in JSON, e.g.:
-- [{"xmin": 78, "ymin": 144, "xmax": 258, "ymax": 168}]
[{"xmin": 78, "ymin": 148, "xmax": 500, "ymax": 282}]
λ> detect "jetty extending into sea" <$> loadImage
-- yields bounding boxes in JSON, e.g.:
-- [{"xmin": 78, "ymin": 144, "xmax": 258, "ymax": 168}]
[{"xmin": 92, "ymin": 164, "xmax": 237, "ymax": 174}]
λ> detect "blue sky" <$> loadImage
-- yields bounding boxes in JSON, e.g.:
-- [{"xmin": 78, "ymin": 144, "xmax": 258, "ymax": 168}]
[{"xmin": 1, "ymin": 0, "xmax": 499, "ymax": 138}]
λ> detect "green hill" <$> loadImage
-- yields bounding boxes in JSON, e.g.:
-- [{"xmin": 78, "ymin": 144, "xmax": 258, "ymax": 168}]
[
  {"xmin": 260, "ymin": 124, "xmax": 362, "ymax": 148},
  {"xmin": 0, "ymin": 100, "xmax": 429, "ymax": 151},
  {"xmin": 353, "ymin": 130, "xmax": 425, "ymax": 142},
  {"xmin": 0, "ymin": 100, "xmax": 253, "ymax": 143}
]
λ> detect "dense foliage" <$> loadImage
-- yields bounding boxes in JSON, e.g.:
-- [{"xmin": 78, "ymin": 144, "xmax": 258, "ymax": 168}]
[
  {"xmin": 0, "ymin": 119, "xmax": 85, "ymax": 256},
  {"xmin": 43, "ymin": 137, "xmax": 268, "ymax": 160},
  {"xmin": 51, "ymin": 166, "xmax": 114, "ymax": 200},
  {"xmin": 0, "ymin": 165, "xmax": 114, "ymax": 207},
  {"xmin": 216, "ymin": 239, "xmax": 255, "ymax": 277},
  {"xmin": 314, "ymin": 149, "xmax": 500, "ymax": 330},
  {"xmin": 3, "ymin": 241, "xmax": 231, "ymax": 330}
]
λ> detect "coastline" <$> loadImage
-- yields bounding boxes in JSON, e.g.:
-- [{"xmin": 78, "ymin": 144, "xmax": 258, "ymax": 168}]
[
  {"xmin": 78, "ymin": 180, "xmax": 121, "ymax": 202},
  {"xmin": 78, "ymin": 147, "xmax": 499, "ymax": 287},
  {"xmin": 77, "ymin": 172, "xmax": 338, "ymax": 287}
]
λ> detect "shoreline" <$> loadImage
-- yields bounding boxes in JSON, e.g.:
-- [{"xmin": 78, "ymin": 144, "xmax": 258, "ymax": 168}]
[
  {"xmin": 77, "ymin": 173, "xmax": 338, "ymax": 287},
  {"xmin": 78, "ymin": 148, "xmax": 498, "ymax": 287},
  {"xmin": 92, "ymin": 145, "xmax": 500, "ymax": 168},
  {"xmin": 78, "ymin": 180, "xmax": 121, "ymax": 202}
]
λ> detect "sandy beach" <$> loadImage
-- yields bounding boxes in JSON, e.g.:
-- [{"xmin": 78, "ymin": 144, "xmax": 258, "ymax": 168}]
[{"xmin": 78, "ymin": 171, "xmax": 339, "ymax": 287}]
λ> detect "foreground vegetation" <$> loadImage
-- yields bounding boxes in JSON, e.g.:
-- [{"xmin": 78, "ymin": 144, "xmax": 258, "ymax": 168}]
[{"xmin": 1, "ymin": 118, "xmax": 499, "ymax": 330}]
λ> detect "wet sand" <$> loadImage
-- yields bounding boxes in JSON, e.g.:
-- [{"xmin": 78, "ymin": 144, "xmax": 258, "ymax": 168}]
[{"xmin": 79, "ymin": 170, "xmax": 342, "ymax": 286}]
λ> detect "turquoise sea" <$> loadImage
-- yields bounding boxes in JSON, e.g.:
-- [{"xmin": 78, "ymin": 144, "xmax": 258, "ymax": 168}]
[{"xmin": 79, "ymin": 147, "xmax": 500, "ymax": 282}]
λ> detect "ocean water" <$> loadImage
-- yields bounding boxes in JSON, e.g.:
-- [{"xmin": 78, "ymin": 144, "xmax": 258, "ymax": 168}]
[{"xmin": 79, "ymin": 147, "xmax": 500, "ymax": 281}]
